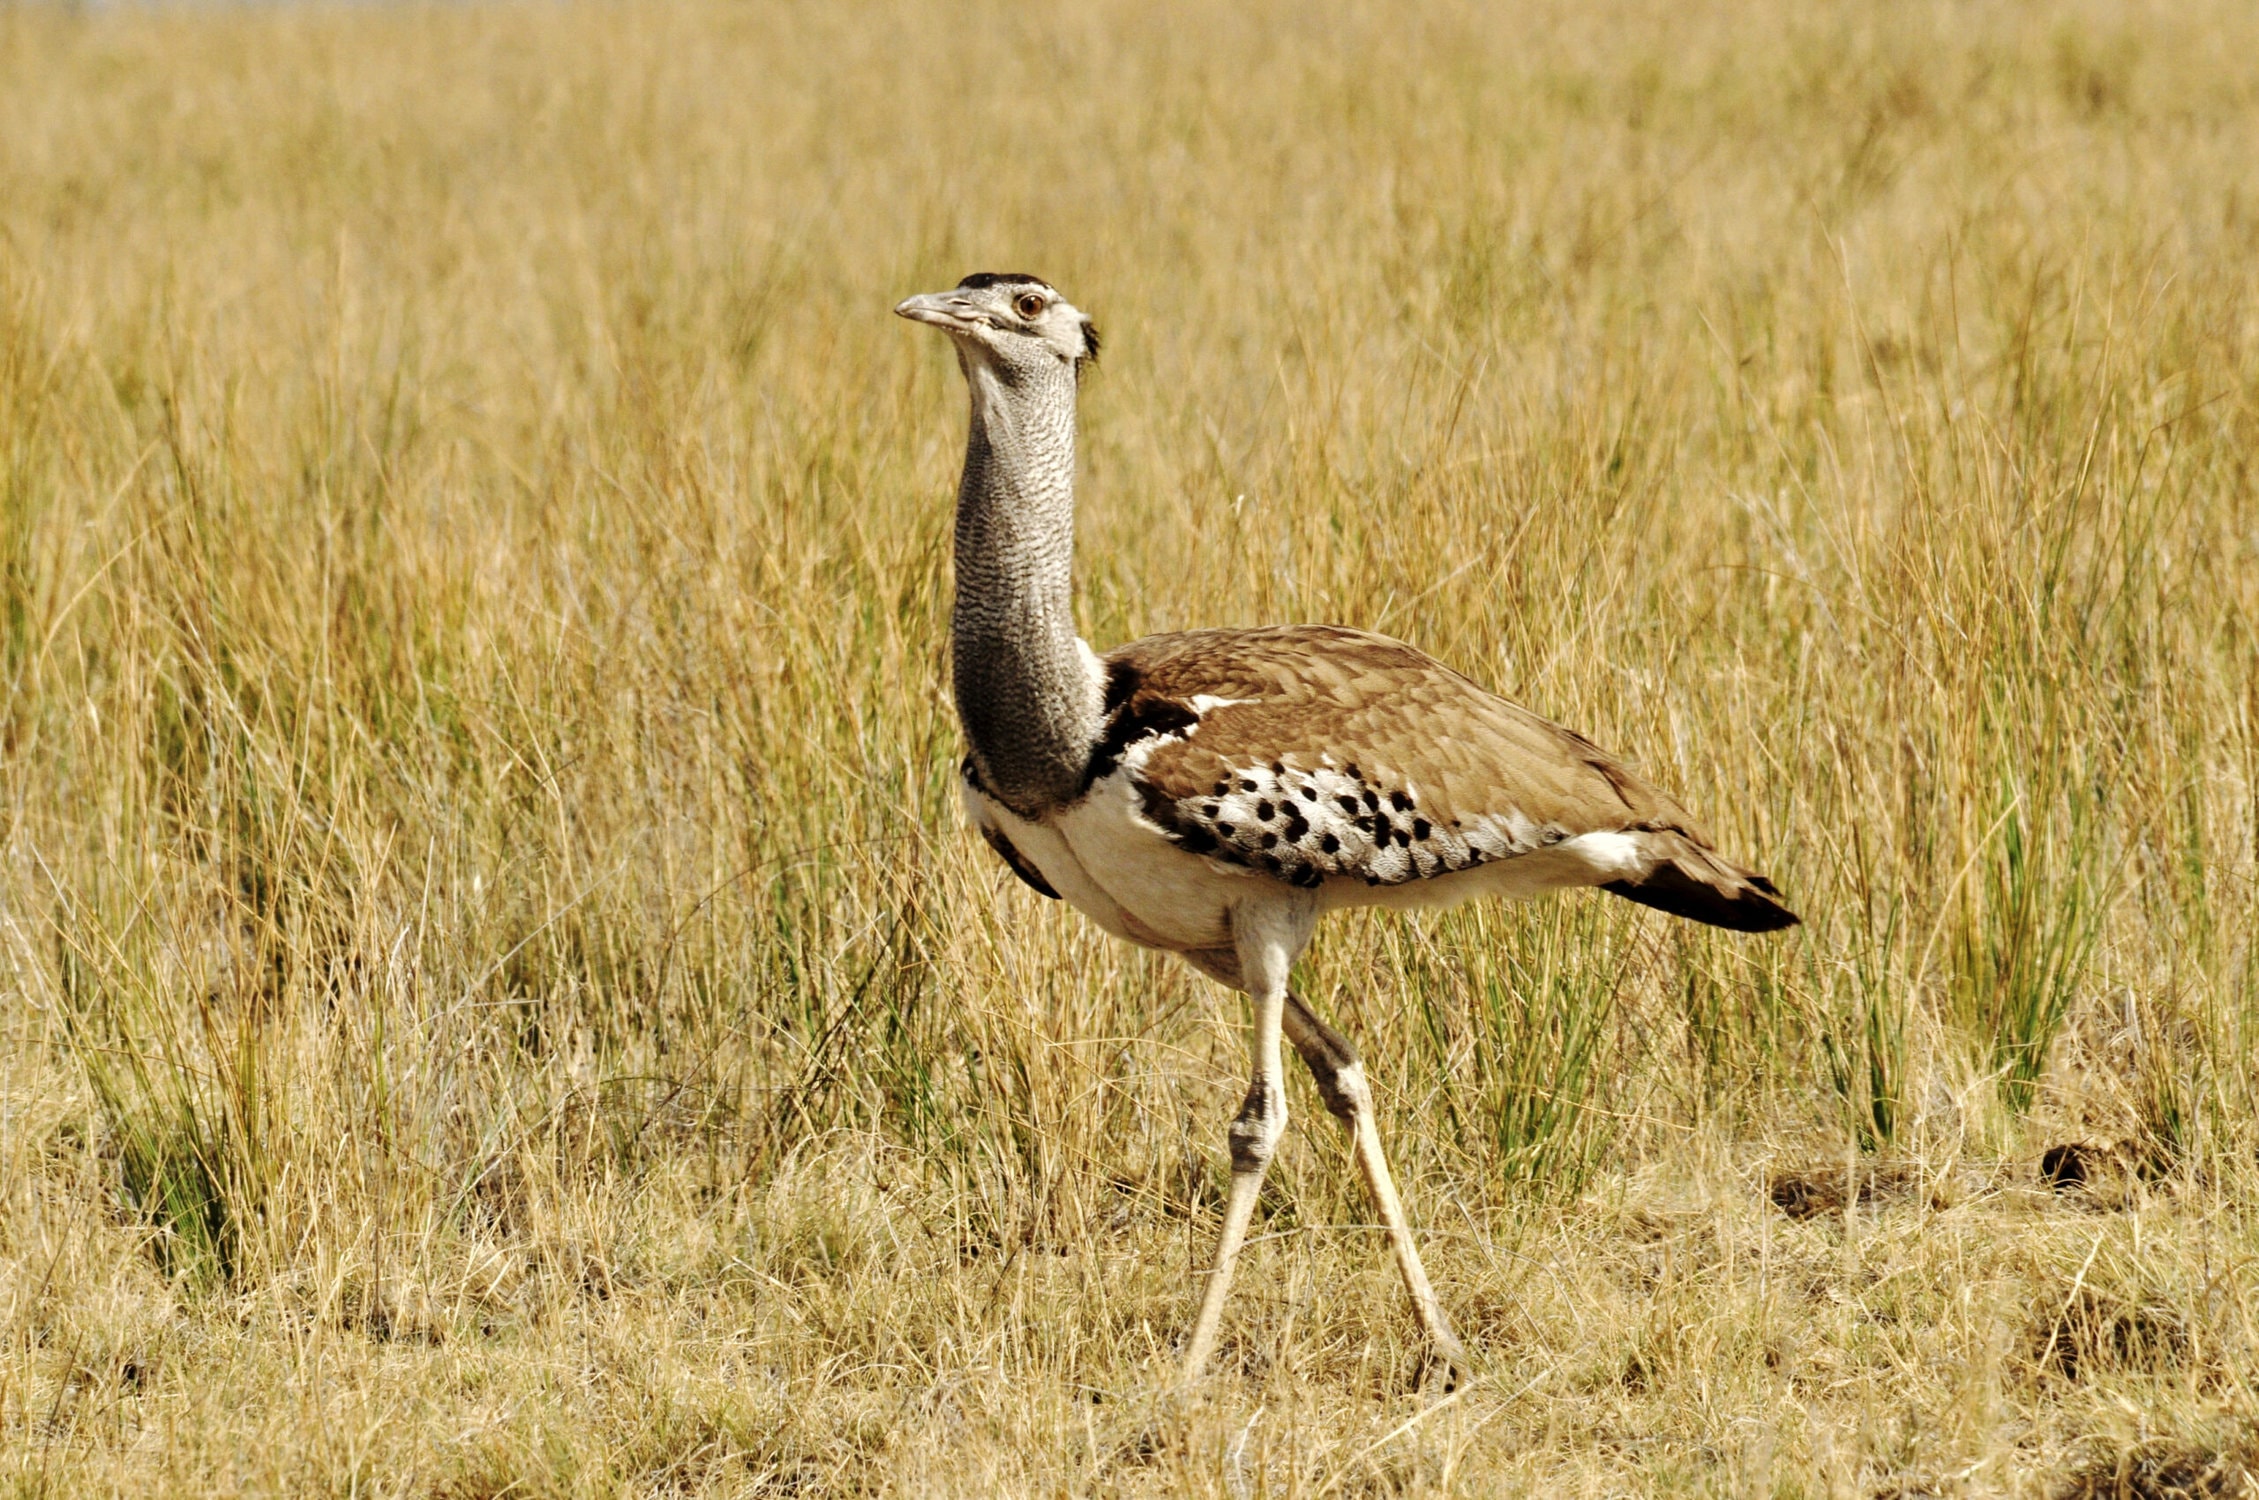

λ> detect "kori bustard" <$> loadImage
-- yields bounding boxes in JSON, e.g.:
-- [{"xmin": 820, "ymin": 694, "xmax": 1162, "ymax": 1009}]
[{"xmin": 897, "ymin": 273, "xmax": 1797, "ymax": 1385}]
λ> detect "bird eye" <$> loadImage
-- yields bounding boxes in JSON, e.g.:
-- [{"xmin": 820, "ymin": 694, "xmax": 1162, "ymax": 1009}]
[{"xmin": 1014, "ymin": 292, "xmax": 1046, "ymax": 319}]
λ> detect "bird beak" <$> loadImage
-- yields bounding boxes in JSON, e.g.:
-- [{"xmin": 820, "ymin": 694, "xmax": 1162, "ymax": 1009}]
[{"xmin": 894, "ymin": 291, "xmax": 979, "ymax": 331}]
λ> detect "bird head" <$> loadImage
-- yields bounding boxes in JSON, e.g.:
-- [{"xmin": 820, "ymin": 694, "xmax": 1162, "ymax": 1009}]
[{"xmin": 894, "ymin": 273, "xmax": 1100, "ymax": 380}]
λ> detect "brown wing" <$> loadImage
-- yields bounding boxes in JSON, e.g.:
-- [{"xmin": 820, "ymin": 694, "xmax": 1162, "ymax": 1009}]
[{"xmin": 1092, "ymin": 625, "xmax": 1795, "ymax": 931}]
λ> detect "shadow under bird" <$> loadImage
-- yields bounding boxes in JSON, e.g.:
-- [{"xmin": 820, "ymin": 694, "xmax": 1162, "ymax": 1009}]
[{"xmin": 896, "ymin": 272, "xmax": 1798, "ymax": 1387}]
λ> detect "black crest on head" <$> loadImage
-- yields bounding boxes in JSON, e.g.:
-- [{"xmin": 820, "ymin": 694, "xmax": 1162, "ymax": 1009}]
[
  {"xmin": 957, "ymin": 271, "xmax": 1053, "ymax": 291},
  {"xmin": 953, "ymin": 272, "xmax": 1098, "ymax": 368}
]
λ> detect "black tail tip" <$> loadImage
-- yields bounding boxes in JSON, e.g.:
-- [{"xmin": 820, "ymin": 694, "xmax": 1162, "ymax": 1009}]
[{"xmin": 1601, "ymin": 871, "xmax": 1801, "ymax": 934}]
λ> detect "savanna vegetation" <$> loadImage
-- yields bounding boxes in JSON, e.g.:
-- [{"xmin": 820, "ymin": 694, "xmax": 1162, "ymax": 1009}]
[{"xmin": 3, "ymin": 0, "xmax": 2258, "ymax": 1492}]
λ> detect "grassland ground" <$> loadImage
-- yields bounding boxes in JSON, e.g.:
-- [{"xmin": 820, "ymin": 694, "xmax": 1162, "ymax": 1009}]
[{"xmin": 3, "ymin": 0, "xmax": 2259, "ymax": 1492}]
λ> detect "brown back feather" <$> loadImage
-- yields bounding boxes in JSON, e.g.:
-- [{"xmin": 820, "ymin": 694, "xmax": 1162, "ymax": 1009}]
[
  {"xmin": 1102, "ymin": 625, "xmax": 1695, "ymax": 835},
  {"xmin": 1093, "ymin": 626, "xmax": 1795, "ymax": 928}
]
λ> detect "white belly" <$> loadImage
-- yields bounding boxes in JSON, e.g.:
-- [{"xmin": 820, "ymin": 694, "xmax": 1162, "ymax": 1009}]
[
  {"xmin": 974, "ymin": 772, "xmax": 1249, "ymax": 952},
  {"xmin": 971, "ymin": 778, "xmax": 1635, "ymax": 954}
]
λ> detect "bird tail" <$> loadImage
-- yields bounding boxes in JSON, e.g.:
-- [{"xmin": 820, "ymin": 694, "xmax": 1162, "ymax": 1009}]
[{"xmin": 1600, "ymin": 829, "xmax": 1800, "ymax": 934}]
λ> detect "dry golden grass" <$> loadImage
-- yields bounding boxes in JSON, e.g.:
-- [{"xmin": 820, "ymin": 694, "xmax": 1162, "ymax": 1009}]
[{"xmin": 3, "ymin": 0, "xmax": 2259, "ymax": 1492}]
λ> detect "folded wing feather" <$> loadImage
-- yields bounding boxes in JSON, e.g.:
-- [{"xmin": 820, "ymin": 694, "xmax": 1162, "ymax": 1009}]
[{"xmin": 1089, "ymin": 625, "xmax": 1796, "ymax": 932}]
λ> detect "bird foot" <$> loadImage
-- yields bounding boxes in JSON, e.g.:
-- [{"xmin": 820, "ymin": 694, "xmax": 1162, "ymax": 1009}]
[{"xmin": 1409, "ymin": 1337, "xmax": 1478, "ymax": 1395}]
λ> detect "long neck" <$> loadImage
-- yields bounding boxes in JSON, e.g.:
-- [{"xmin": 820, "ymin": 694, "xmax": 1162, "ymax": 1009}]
[{"xmin": 950, "ymin": 355, "xmax": 1100, "ymax": 817}]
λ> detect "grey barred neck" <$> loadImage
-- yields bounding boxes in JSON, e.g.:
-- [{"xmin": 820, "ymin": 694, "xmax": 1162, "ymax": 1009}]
[{"xmin": 950, "ymin": 353, "xmax": 1103, "ymax": 818}]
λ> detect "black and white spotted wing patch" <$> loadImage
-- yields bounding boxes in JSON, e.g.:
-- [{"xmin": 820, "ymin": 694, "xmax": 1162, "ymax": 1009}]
[
  {"xmin": 1087, "ymin": 627, "xmax": 1687, "ymax": 891},
  {"xmin": 1129, "ymin": 754, "xmax": 1564, "ymax": 888}
]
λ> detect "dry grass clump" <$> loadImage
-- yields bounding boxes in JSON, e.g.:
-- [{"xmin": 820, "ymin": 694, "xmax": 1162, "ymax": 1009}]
[
  {"xmin": 2052, "ymin": 1437, "xmax": 2259, "ymax": 1500},
  {"xmin": 3, "ymin": 0, "xmax": 2259, "ymax": 1492}
]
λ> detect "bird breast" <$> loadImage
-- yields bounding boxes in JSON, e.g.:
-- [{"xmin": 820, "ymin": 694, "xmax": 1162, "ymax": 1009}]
[{"xmin": 966, "ymin": 771, "xmax": 1248, "ymax": 953}]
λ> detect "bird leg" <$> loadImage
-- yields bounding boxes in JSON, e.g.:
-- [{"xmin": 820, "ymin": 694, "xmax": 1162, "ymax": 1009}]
[
  {"xmin": 1282, "ymin": 990, "xmax": 1473, "ymax": 1383},
  {"xmin": 1179, "ymin": 981, "xmax": 1286, "ymax": 1385}
]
